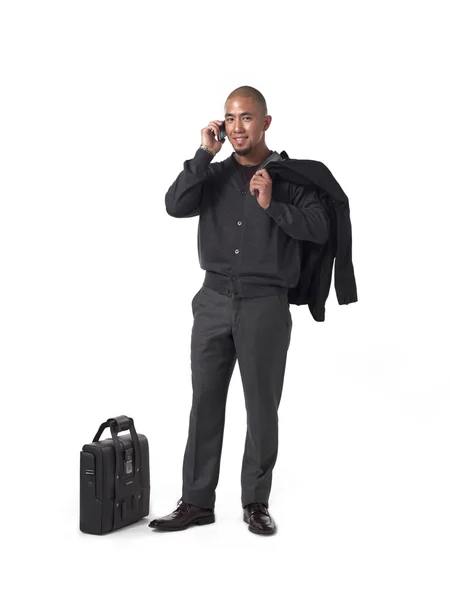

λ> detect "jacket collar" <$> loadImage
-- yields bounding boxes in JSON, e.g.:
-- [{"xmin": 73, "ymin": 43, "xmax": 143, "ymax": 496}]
[
  {"xmin": 218, "ymin": 150, "xmax": 288, "ymax": 191},
  {"xmin": 227, "ymin": 149, "xmax": 286, "ymax": 169}
]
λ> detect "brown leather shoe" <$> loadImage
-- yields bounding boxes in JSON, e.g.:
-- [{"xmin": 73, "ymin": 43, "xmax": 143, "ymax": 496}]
[
  {"xmin": 243, "ymin": 502, "xmax": 277, "ymax": 535},
  {"xmin": 148, "ymin": 499, "xmax": 215, "ymax": 531}
]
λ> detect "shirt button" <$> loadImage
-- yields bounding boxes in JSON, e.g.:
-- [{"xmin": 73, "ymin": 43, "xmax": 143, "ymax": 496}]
[
  {"xmin": 237, "ymin": 220, "xmax": 242, "ymax": 226},
  {"xmin": 232, "ymin": 276, "xmax": 236, "ymax": 281},
  {"xmin": 235, "ymin": 249, "xmax": 240, "ymax": 254}
]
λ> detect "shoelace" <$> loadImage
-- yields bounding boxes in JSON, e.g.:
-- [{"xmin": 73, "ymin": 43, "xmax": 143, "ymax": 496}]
[
  {"xmin": 174, "ymin": 498, "xmax": 190, "ymax": 514},
  {"xmin": 247, "ymin": 502, "xmax": 269, "ymax": 516}
]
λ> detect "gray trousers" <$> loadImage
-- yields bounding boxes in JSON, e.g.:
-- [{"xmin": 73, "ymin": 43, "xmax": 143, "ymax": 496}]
[{"xmin": 181, "ymin": 284, "xmax": 292, "ymax": 510}]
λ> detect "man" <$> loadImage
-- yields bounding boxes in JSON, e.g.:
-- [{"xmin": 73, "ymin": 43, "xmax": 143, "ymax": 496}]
[{"xmin": 149, "ymin": 86, "xmax": 329, "ymax": 535}]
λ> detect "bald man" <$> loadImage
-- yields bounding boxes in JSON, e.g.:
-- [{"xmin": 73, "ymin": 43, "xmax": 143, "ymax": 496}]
[{"xmin": 149, "ymin": 86, "xmax": 329, "ymax": 535}]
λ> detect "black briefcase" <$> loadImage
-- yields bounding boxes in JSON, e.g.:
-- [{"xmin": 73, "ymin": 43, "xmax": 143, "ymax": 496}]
[{"xmin": 79, "ymin": 415, "xmax": 150, "ymax": 535}]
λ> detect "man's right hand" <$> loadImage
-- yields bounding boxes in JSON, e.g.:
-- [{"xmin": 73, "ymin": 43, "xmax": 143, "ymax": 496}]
[{"xmin": 201, "ymin": 120, "xmax": 226, "ymax": 154}]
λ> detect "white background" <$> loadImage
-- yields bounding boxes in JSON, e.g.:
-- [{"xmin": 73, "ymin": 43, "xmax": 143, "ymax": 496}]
[{"xmin": 1, "ymin": 1, "xmax": 449, "ymax": 598}]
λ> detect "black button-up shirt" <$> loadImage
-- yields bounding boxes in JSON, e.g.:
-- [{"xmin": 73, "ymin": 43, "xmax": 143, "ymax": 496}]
[{"xmin": 165, "ymin": 147, "xmax": 330, "ymax": 298}]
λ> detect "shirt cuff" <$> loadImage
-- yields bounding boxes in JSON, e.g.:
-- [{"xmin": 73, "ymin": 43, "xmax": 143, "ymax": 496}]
[
  {"xmin": 263, "ymin": 199, "xmax": 286, "ymax": 222},
  {"xmin": 194, "ymin": 146, "xmax": 215, "ymax": 165}
]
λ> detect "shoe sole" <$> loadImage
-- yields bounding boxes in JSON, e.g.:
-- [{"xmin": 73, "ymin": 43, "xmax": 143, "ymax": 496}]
[
  {"xmin": 149, "ymin": 514, "xmax": 215, "ymax": 531},
  {"xmin": 243, "ymin": 513, "xmax": 277, "ymax": 535}
]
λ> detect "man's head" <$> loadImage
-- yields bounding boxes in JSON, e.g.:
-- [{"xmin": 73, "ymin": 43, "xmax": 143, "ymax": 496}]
[{"xmin": 224, "ymin": 86, "xmax": 272, "ymax": 157}]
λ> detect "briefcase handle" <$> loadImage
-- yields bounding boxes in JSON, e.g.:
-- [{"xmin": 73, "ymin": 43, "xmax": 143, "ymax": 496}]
[
  {"xmin": 93, "ymin": 415, "xmax": 131, "ymax": 440},
  {"xmin": 92, "ymin": 415, "xmax": 142, "ymax": 480}
]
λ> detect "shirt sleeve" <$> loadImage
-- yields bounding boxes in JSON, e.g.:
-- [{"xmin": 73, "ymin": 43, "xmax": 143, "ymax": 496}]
[
  {"xmin": 262, "ymin": 184, "xmax": 330, "ymax": 244},
  {"xmin": 165, "ymin": 147, "xmax": 214, "ymax": 218}
]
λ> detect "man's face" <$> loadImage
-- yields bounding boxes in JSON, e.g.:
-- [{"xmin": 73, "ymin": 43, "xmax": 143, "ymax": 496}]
[{"xmin": 224, "ymin": 97, "xmax": 269, "ymax": 156}]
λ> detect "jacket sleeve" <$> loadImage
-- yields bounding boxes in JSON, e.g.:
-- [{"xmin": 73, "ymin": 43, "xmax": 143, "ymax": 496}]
[
  {"xmin": 165, "ymin": 147, "xmax": 214, "ymax": 218},
  {"xmin": 263, "ymin": 184, "xmax": 330, "ymax": 244}
]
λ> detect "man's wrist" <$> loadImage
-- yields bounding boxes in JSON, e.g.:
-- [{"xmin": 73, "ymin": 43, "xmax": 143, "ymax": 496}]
[{"xmin": 199, "ymin": 144, "xmax": 216, "ymax": 157}]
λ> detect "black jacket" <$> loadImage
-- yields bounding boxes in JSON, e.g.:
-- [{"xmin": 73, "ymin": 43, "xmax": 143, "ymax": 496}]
[
  {"xmin": 266, "ymin": 151, "xmax": 358, "ymax": 321},
  {"xmin": 165, "ymin": 147, "xmax": 357, "ymax": 321}
]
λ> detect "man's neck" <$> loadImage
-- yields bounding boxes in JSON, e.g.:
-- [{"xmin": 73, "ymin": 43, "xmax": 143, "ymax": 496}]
[{"xmin": 233, "ymin": 147, "xmax": 272, "ymax": 167}]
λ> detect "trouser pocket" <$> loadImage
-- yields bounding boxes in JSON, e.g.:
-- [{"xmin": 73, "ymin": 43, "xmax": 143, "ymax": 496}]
[
  {"xmin": 275, "ymin": 293, "xmax": 291, "ymax": 328},
  {"xmin": 191, "ymin": 286, "xmax": 204, "ymax": 312}
]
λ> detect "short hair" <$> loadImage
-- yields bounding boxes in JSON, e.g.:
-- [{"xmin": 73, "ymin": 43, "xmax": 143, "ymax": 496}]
[{"xmin": 225, "ymin": 86, "xmax": 268, "ymax": 116}]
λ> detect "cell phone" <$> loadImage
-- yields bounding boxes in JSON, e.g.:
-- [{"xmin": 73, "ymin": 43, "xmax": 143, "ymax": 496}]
[{"xmin": 218, "ymin": 121, "xmax": 227, "ymax": 141}]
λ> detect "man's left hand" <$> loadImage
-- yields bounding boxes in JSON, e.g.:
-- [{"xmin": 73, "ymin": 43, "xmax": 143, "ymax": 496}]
[{"xmin": 249, "ymin": 169, "xmax": 272, "ymax": 210}]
